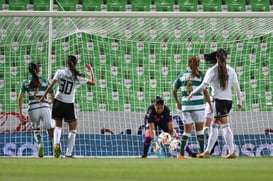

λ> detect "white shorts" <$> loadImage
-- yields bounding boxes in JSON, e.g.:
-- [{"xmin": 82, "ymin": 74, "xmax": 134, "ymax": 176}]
[
  {"xmin": 182, "ymin": 110, "xmax": 205, "ymax": 125},
  {"xmin": 28, "ymin": 107, "xmax": 55, "ymax": 130},
  {"xmin": 205, "ymin": 102, "xmax": 214, "ymax": 119}
]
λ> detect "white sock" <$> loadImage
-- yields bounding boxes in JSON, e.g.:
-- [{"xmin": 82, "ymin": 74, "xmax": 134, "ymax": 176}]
[
  {"xmin": 54, "ymin": 127, "xmax": 62, "ymax": 145},
  {"xmin": 205, "ymin": 123, "xmax": 220, "ymax": 153},
  {"xmin": 66, "ymin": 130, "xmax": 77, "ymax": 156},
  {"xmin": 222, "ymin": 124, "xmax": 235, "ymax": 153}
]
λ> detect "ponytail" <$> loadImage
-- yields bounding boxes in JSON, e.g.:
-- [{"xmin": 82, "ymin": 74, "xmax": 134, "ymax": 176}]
[
  {"xmin": 67, "ymin": 55, "xmax": 82, "ymax": 82},
  {"xmin": 28, "ymin": 63, "xmax": 41, "ymax": 89},
  {"xmin": 216, "ymin": 49, "xmax": 228, "ymax": 90}
]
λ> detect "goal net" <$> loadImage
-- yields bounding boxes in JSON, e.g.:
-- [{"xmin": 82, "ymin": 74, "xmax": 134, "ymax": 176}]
[{"xmin": 0, "ymin": 12, "xmax": 272, "ymax": 157}]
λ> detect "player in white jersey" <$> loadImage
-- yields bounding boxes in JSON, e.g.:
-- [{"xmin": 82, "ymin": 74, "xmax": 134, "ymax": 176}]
[
  {"xmin": 189, "ymin": 49, "xmax": 242, "ymax": 159},
  {"xmin": 203, "ymin": 52, "xmax": 218, "ymax": 154},
  {"xmin": 18, "ymin": 62, "xmax": 55, "ymax": 158},
  {"xmin": 40, "ymin": 55, "xmax": 95, "ymax": 158},
  {"xmin": 173, "ymin": 56, "xmax": 212, "ymax": 159}
]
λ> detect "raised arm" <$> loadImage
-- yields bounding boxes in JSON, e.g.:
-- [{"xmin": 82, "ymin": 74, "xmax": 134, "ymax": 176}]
[{"xmin": 85, "ymin": 64, "xmax": 95, "ymax": 85}]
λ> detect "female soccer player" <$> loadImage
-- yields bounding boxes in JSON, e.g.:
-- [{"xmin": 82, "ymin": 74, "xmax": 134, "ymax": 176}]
[
  {"xmin": 40, "ymin": 55, "xmax": 95, "ymax": 158},
  {"xmin": 141, "ymin": 96, "xmax": 196, "ymax": 158},
  {"xmin": 189, "ymin": 48, "xmax": 242, "ymax": 159},
  {"xmin": 173, "ymin": 55, "xmax": 212, "ymax": 159},
  {"xmin": 18, "ymin": 62, "xmax": 55, "ymax": 158}
]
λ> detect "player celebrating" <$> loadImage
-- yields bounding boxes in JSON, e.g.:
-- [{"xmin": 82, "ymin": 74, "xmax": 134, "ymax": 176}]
[
  {"xmin": 173, "ymin": 55, "xmax": 212, "ymax": 159},
  {"xmin": 188, "ymin": 48, "xmax": 242, "ymax": 159},
  {"xmin": 141, "ymin": 96, "xmax": 195, "ymax": 158},
  {"xmin": 18, "ymin": 62, "xmax": 55, "ymax": 158},
  {"xmin": 40, "ymin": 55, "xmax": 95, "ymax": 158}
]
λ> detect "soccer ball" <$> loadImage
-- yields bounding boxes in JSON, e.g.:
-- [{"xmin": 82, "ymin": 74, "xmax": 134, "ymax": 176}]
[{"xmin": 158, "ymin": 132, "xmax": 172, "ymax": 146}]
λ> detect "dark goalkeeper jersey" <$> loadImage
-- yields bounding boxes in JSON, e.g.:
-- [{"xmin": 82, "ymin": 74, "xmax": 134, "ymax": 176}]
[{"xmin": 144, "ymin": 104, "xmax": 172, "ymax": 133}]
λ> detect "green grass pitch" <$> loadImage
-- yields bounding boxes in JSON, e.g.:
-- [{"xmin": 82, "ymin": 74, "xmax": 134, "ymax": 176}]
[{"xmin": 0, "ymin": 157, "xmax": 272, "ymax": 181}]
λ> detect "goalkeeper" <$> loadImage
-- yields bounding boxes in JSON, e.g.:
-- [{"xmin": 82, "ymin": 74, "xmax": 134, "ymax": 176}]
[{"xmin": 141, "ymin": 96, "xmax": 195, "ymax": 158}]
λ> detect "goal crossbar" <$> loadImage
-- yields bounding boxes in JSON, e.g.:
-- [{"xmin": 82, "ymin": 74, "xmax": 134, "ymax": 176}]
[{"xmin": 1, "ymin": 11, "xmax": 273, "ymax": 18}]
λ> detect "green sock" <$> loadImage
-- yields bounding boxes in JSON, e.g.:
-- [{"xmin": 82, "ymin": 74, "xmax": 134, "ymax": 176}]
[
  {"xmin": 180, "ymin": 135, "xmax": 189, "ymax": 155},
  {"xmin": 197, "ymin": 134, "xmax": 205, "ymax": 153}
]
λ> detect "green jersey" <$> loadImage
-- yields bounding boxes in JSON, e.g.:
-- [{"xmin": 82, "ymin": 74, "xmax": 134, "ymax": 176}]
[
  {"xmin": 20, "ymin": 77, "xmax": 53, "ymax": 111},
  {"xmin": 173, "ymin": 68, "xmax": 205, "ymax": 112}
]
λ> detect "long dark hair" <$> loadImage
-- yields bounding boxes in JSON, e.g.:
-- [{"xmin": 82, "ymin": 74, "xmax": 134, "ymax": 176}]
[
  {"xmin": 188, "ymin": 56, "xmax": 202, "ymax": 78},
  {"xmin": 67, "ymin": 55, "xmax": 82, "ymax": 82},
  {"xmin": 28, "ymin": 62, "xmax": 41, "ymax": 89},
  {"xmin": 216, "ymin": 49, "xmax": 228, "ymax": 90}
]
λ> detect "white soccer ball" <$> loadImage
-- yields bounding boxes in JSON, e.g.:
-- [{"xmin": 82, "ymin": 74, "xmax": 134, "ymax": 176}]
[{"xmin": 158, "ymin": 132, "xmax": 172, "ymax": 146}]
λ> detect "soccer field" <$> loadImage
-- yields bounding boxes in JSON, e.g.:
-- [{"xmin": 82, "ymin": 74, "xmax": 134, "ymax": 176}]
[{"xmin": 0, "ymin": 157, "xmax": 272, "ymax": 181}]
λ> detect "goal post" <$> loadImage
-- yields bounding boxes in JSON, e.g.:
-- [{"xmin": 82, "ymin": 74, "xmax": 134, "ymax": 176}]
[{"xmin": 0, "ymin": 11, "xmax": 272, "ymax": 157}]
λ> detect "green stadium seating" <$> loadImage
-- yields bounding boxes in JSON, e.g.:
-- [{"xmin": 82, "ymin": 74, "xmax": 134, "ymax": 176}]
[
  {"xmin": 179, "ymin": 0, "xmax": 198, "ymax": 11},
  {"xmin": 9, "ymin": 0, "xmax": 29, "ymax": 10},
  {"xmin": 107, "ymin": 0, "xmax": 127, "ymax": 11},
  {"xmin": 155, "ymin": 0, "xmax": 174, "ymax": 11},
  {"xmin": 202, "ymin": 0, "xmax": 222, "ymax": 12},
  {"xmin": 57, "ymin": 0, "xmax": 78, "ymax": 11},
  {"xmin": 249, "ymin": 0, "xmax": 270, "ymax": 12},
  {"xmin": 82, "ymin": 0, "xmax": 104, "ymax": 11},
  {"xmin": 131, "ymin": 0, "xmax": 151, "ymax": 11},
  {"xmin": 226, "ymin": 0, "xmax": 246, "ymax": 11},
  {"xmin": 0, "ymin": 0, "xmax": 6, "ymax": 10},
  {"xmin": 33, "ymin": 0, "xmax": 50, "ymax": 11}
]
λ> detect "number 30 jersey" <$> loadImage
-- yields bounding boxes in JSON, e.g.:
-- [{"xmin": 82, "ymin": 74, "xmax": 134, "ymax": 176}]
[
  {"xmin": 54, "ymin": 67, "xmax": 88, "ymax": 103},
  {"xmin": 173, "ymin": 68, "xmax": 205, "ymax": 112}
]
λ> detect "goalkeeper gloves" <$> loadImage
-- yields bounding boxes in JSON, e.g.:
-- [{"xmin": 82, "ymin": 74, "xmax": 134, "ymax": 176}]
[{"xmin": 152, "ymin": 140, "xmax": 160, "ymax": 153}]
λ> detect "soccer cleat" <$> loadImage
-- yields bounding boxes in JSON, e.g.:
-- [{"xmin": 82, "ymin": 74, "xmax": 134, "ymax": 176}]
[
  {"xmin": 65, "ymin": 155, "xmax": 75, "ymax": 158},
  {"xmin": 197, "ymin": 152, "xmax": 210, "ymax": 158},
  {"xmin": 54, "ymin": 144, "xmax": 61, "ymax": 158},
  {"xmin": 141, "ymin": 155, "xmax": 147, "ymax": 158},
  {"xmin": 225, "ymin": 152, "xmax": 237, "ymax": 159},
  {"xmin": 38, "ymin": 144, "xmax": 44, "ymax": 158},
  {"xmin": 191, "ymin": 152, "xmax": 197, "ymax": 158},
  {"xmin": 177, "ymin": 154, "xmax": 190, "ymax": 159}
]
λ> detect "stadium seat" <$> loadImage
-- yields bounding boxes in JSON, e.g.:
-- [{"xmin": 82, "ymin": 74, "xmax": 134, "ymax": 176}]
[
  {"xmin": 226, "ymin": 0, "xmax": 246, "ymax": 11},
  {"xmin": 82, "ymin": 0, "xmax": 103, "ymax": 11},
  {"xmin": 131, "ymin": 0, "xmax": 151, "ymax": 11},
  {"xmin": 249, "ymin": 0, "xmax": 270, "ymax": 11},
  {"xmin": 0, "ymin": 0, "xmax": 7, "ymax": 10},
  {"xmin": 57, "ymin": 0, "xmax": 77, "ymax": 11},
  {"xmin": 107, "ymin": 0, "xmax": 127, "ymax": 11},
  {"xmin": 33, "ymin": 0, "xmax": 50, "ymax": 11},
  {"xmin": 155, "ymin": 0, "xmax": 174, "ymax": 11},
  {"xmin": 202, "ymin": 0, "xmax": 222, "ymax": 12},
  {"xmin": 178, "ymin": 0, "xmax": 198, "ymax": 11},
  {"xmin": 9, "ymin": 0, "xmax": 29, "ymax": 10}
]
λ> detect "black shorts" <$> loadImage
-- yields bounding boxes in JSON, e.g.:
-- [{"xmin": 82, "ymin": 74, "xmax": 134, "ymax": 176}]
[
  {"xmin": 214, "ymin": 99, "xmax": 232, "ymax": 118},
  {"xmin": 52, "ymin": 99, "xmax": 77, "ymax": 122}
]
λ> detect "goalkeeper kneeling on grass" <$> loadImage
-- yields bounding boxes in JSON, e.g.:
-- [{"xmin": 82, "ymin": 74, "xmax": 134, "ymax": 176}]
[{"xmin": 141, "ymin": 96, "xmax": 196, "ymax": 158}]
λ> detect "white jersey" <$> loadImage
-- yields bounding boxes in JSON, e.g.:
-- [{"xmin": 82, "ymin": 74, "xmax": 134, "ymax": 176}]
[
  {"xmin": 202, "ymin": 63, "xmax": 241, "ymax": 105},
  {"xmin": 53, "ymin": 67, "xmax": 88, "ymax": 103}
]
